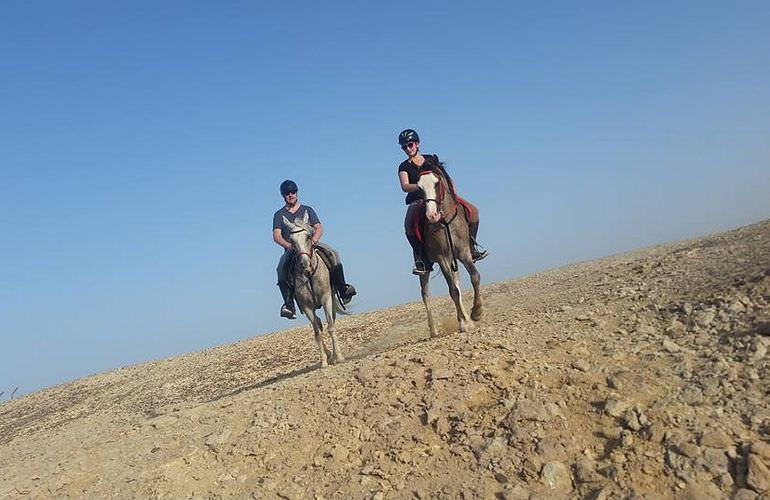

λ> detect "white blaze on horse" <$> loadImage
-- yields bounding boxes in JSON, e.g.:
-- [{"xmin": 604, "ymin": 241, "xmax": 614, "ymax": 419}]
[
  {"xmin": 282, "ymin": 211, "xmax": 346, "ymax": 368},
  {"xmin": 416, "ymin": 168, "xmax": 483, "ymax": 335}
]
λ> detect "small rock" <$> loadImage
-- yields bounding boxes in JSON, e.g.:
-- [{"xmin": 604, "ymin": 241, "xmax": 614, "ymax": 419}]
[
  {"xmin": 600, "ymin": 427, "xmax": 622, "ymax": 440},
  {"xmin": 682, "ymin": 479, "xmax": 722, "ymax": 499},
  {"xmin": 751, "ymin": 441, "xmax": 770, "ymax": 461},
  {"xmin": 502, "ymin": 485, "xmax": 531, "ymax": 500},
  {"xmin": 647, "ymin": 424, "xmax": 665, "ymax": 443},
  {"xmin": 680, "ymin": 388, "xmax": 704, "ymax": 406},
  {"xmin": 716, "ymin": 472, "xmax": 734, "ymax": 488},
  {"xmin": 536, "ymin": 438, "xmax": 568, "ymax": 462},
  {"xmin": 511, "ymin": 400, "xmax": 551, "ymax": 423},
  {"xmin": 571, "ymin": 359, "xmax": 590, "ymax": 372},
  {"xmin": 700, "ymin": 430, "xmax": 732, "ymax": 449},
  {"xmin": 662, "ymin": 339, "xmax": 681, "ymax": 353},
  {"xmin": 751, "ymin": 340, "xmax": 767, "ymax": 361},
  {"xmin": 430, "ymin": 368, "xmax": 452, "ymax": 380},
  {"xmin": 635, "ymin": 324, "xmax": 656, "ymax": 336},
  {"xmin": 604, "ymin": 399, "xmax": 630, "ymax": 418},
  {"xmin": 734, "ymin": 488, "xmax": 758, "ymax": 500},
  {"xmin": 573, "ymin": 458, "xmax": 602, "ymax": 484},
  {"xmin": 693, "ymin": 310, "xmax": 716, "ymax": 327},
  {"xmin": 623, "ymin": 411, "xmax": 642, "ymax": 431},
  {"xmin": 675, "ymin": 442, "xmax": 701, "ymax": 459},
  {"xmin": 592, "ymin": 485, "xmax": 615, "ymax": 500},
  {"xmin": 541, "ymin": 461, "xmax": 572, "ymax": 493},
  {"xmin": 700, "ymin": 448, "xmax": 729, "ymax": 475},
  {"xmin": 747, "ymin": 454, "xmax": 770, "ymax": 493},
  {"xmin": 666, "ymin": 319, "xmax": 686, "ymax": 337},
  {"xmin": 756, "ymin": 320, "xmax": 770, "ymax": 336}
]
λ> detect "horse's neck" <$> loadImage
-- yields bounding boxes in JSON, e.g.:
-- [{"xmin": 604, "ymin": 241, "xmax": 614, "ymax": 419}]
[{"xmin": 438, "ymin": 177, "xmax": 457, "ymax": 213}]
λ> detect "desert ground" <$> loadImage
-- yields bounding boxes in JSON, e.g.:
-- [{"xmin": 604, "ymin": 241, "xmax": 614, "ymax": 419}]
[{"xmin": 1, "ymin": 219, "xmax": 769, "ymax": 499}]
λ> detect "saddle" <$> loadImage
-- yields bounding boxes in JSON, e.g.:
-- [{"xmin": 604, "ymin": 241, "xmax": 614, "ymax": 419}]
[
  {"xmin": 285, "ymin": 246, "xmax": 347, "ymax": 307},
  {"xmin": 412, "ymin": 197, "xmax": 474, "ymax": 244}
]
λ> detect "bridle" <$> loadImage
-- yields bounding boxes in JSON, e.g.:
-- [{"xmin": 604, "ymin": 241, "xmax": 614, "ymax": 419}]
[
  {"xmin": 289, "ymin": 227, "xmax": 319, "ymax": 277},
  {"xmin": 420, "ymin": 170, "xmax": 458, "ymax": 224},
  {"xmin": 420, "ymin": 169, "xmax": 460, "ymax": 272}
]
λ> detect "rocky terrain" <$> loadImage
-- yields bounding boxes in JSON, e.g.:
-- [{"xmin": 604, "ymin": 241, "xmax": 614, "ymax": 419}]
[{"xmin": 1, "ymin": 219, "xmax": 769, "ymax": 499}]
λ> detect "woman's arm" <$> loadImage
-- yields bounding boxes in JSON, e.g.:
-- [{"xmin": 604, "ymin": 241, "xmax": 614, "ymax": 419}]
[{"xmin": 399, "ymin": 171, "xmax": 420, "ymax": 193}]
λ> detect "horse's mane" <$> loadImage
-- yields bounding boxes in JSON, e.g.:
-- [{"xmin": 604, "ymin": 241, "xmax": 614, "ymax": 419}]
[{"xmin": 423, "ymin": 155, "xmax": 457, "ymax": 202}]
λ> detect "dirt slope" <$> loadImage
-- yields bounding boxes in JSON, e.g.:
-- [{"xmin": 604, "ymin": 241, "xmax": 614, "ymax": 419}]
[{"xmin": 1, "ymin": 219, "xmax": 769, "ymax": 499}]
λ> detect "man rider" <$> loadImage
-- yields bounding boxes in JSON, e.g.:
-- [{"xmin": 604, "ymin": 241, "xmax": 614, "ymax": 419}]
[{"xmin": 273, "ymin": 180, "xmax": 356, "ymax": 319}]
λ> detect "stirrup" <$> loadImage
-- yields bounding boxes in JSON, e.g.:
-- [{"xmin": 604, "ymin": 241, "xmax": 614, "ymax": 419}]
[
  {"xmin": 341, "ymin": 284, "xmax": 356, "ymax": 304},
  {"xmin": 412, "ymin": 261, "xmax": 429, "ymax": 276},
  {"xmin": 280, "ymin": 304, "xmax": 296, "ymax": 319},
  {"xmin": 472, "ymin": 247, "xmax": 488, "ymax": 262}
]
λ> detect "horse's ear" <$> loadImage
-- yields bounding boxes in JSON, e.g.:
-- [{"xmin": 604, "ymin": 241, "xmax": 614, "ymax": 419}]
[
  {"xmin": 301, "ymin": 210, "xmax": 309, "ymax": 224},
  {"xmin": 282, "ymin": 216, "xmax": 294, "ymax": 229}
]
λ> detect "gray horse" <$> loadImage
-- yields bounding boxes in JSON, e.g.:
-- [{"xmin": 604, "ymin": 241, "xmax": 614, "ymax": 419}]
[
  {"xmin": 282, "ymin": 211, "xmax": 346, "ymax": 367},
  {"xmin": 416, "ymin": 166, "xmax": 483, "ymax": 336}
]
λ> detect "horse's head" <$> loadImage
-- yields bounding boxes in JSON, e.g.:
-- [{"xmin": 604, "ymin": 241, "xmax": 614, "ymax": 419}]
[
  {"xmin": 282, "ymin": 211, "xmax": 316, "ymax": 276},
  {"xmin": 417, "ymin": 170, "xmax": 447, "ymax": 224}
]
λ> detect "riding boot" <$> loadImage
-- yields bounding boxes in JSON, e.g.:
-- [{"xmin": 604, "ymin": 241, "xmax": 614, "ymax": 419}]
[
  {"xmin": 406, "ymin": 233, "xmax": 429, "ymax": 275},
  {"xmin": 332, "ymin": 264, "xmax": 357, "ymax": 304},
  {"xmin": 468, "ymin": 221, "xmax": 488, "ymax": 262},
  {"xmin": 278, "ymin": 281, "xmax": 296, "ymax": 319}
]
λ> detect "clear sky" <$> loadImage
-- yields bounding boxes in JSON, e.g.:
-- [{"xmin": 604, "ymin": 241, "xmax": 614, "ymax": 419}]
[{"xmin": 2, "ymin": 1, "xmax": 769, "ymax": 398}]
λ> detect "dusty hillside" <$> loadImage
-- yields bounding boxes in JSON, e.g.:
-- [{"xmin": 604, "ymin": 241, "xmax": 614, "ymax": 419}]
[{"xmin": 1, "ymin": 220, "xmax": 769, "ymax": 499}]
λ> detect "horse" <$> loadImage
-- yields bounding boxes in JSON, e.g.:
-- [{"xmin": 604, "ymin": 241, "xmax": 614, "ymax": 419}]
[
  {"xmin": 415, "ymin": 165, "xmax": 483, "ymax": 336},
  {"xmin": 282, "ymin": 211, "xmax": 346, "ymax": 368}
]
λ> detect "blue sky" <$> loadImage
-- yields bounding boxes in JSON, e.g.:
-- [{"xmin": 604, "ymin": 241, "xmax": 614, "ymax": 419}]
[{"xmin": 2, "ymin": 1, "xmax": 769, "ymax": 397}]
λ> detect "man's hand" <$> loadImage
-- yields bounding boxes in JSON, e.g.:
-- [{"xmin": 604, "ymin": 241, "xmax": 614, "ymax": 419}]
[{"xmin": 311, "ymin": 223, "xmax": 323, "ymax": 244}]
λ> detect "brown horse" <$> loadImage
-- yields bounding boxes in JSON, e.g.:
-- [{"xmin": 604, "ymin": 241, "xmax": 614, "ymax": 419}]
[
  {"xmin": 416, "ymin": 165, "xmax": 483, "ymax": 336},
  {"xmin": 282, "ymin": 211, "xmax": 346, "ymax": 367}
]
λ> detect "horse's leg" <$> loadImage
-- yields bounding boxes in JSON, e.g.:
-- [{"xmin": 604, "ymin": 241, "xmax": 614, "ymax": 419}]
[
  {"xmin": 459, "ymin": 256, "xmax": 483, "ymax": 321},
  {"xmin": 438, "ymin": 258, "xmax": 471, "ymax": 333},
  {"xmin": 321, "ymin": 292, "xmax": 345, "ymax": 364},
  {"xmin": 302, "ymin": 305, "xmax": 329, "ymax": 368},
  {"xmin": 419, "ymin": 271, "xmax": 438, "ymax": 337}
]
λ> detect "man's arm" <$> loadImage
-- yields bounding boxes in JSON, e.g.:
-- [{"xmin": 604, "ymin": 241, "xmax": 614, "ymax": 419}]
[
  {"xmin": 273, "ymin": 228, "xmax": 293, "ymax": 251},
  {"xmin": 311, "ymin": 223, "xmax": 323, "ymax": 244}
]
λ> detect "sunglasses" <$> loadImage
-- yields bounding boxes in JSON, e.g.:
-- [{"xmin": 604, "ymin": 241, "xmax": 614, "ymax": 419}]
[
  {"xmin": 401, "ymin": 142, "xmax": 417, "ymax": 150},
  {"xmin": 283, "ymin": 190, "xmax": 297, "ymax": 196}
]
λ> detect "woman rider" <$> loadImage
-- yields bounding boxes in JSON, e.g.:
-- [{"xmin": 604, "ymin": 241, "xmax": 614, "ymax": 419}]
[{"xmin": 396, "ymin": 128, "xmax": 487, "ymax": 275}]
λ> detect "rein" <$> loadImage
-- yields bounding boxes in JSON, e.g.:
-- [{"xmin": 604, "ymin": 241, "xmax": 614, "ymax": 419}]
[
  {"xmin": 289, "ymin": 228, "xmax": 319, "ymax": 279},
  {"xmin": 421, "ymin": 170, "xmax": 460, "ymax": 272}
]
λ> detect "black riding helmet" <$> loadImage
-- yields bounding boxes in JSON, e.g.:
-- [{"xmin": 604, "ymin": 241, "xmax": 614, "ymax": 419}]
[
  {"xmin": 398, "ymin": 129, "xmax": 420, "ymax": 146},
  {"xmin": 280, "ymin": 179, "xmax": 298, "ymax": 196}
]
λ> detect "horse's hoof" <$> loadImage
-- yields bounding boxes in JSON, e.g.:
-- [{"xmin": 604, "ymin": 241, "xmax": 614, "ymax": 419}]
[{"xmin": 471, "ymin": 310, "xmax": 482, "ymax": 322}]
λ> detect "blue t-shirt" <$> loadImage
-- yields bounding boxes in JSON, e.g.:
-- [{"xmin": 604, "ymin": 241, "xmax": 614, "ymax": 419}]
[{"xmin": 272, "ymin": 205, "xmax": 320, "ymax": 242}]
